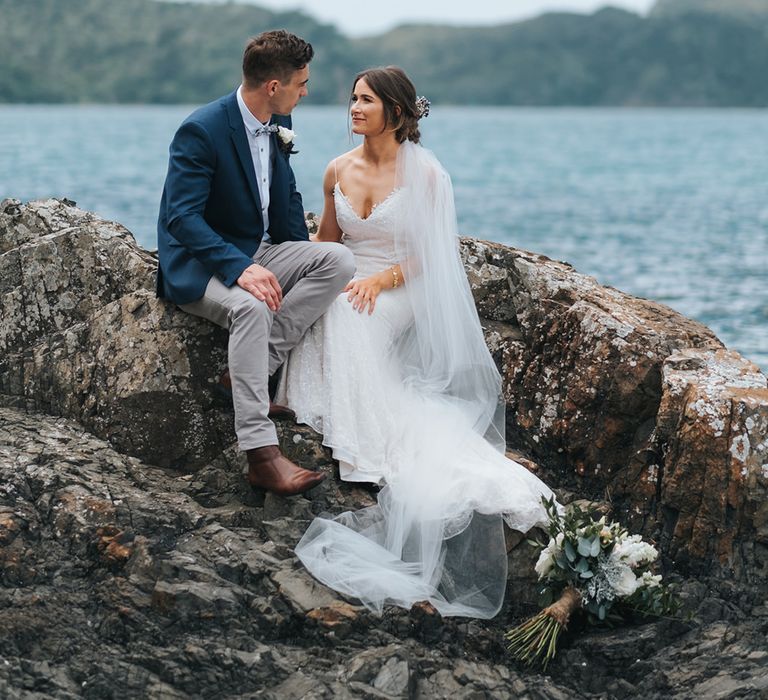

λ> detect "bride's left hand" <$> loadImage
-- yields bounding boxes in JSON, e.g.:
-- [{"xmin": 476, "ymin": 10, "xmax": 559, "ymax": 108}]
[{"xmin": 344, "ymin": 275, "xmax": 385, "ymax": 314}]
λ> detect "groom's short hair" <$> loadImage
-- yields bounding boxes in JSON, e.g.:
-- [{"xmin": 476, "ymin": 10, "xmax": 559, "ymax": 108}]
[{"xmin": 242, "ymin": 30, "xmax": 314, "ymax": 87}]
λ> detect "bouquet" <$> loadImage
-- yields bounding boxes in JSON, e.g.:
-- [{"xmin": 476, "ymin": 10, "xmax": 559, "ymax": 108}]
[{"xmin": 506, "ymin": 497, "xmax": 678, "ymax": 670}]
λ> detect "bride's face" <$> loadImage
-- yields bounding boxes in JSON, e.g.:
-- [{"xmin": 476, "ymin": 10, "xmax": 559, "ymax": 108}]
[{"xmin": 350, "ymin": 78, "xmax": 387, "ymax": 136}]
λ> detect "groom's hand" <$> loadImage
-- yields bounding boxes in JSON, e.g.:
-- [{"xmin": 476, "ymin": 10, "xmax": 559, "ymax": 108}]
[{"xmin": 237, "ymin": 264, "xmax": 283, "ymax": 311}]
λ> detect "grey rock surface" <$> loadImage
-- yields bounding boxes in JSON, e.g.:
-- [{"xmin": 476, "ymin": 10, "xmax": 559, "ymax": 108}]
[{"xmin": 2, "ymin": 407, "xmax": 767, "ymax": 699}]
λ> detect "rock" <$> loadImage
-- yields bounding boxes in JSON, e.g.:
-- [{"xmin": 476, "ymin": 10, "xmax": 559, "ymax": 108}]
[
  {"xmin": 262, "ymin": 671, "xmax": 332, "ymax": 700},
  {"xmin": 653, "ymin": 348, "xmax": 768, "ymax": 578},
  {"xmin": 461, "ymin": 237, "xmax": 768, "ymax": 582},
  {"xmin": 0, "ymin": 198, "xmax": 232, "ymax": 470},
  {"xmin": 372, "ymin": 656, "xmax": 411, "ymax": 696},
  {"xmin": 4, "ymin": 199, "xmax": 767, "ymax": 580},
  {"xmin": 3, "ymin": 199, "xmax": 768, "ymax": 697},
  {"xmin": 307, "ymin": 601, "xmax": 361, "ymax": 629},
  {"xmin": 272, "ymin": 566, "xmax": 344, "ymax": 613}
]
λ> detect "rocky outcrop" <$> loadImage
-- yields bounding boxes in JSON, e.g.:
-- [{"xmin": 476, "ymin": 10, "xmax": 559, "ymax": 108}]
[
  {"xmin": 2, "ymin": 198, "xmax": 768, "ymax": 698},
  {"xmin": 3, "ymin": 197, "xmax": 767, "ymax": 578},
  {"xmin": 461, "ymin": 239, "xmax": 768, "ymax": 582},
  {"xmin": 0, "ymin": 407, "xmax": 551, "ymax": 699},
  {"xmin": 654, "ymin": 349, "xmax": 768, "ymax": 579},
  {"xmin": 0, "ymin": 198, "xmax": 232, "ymax": 470},
  {"xmin": 3, "ymin": 407, "xmax": 768, "ymax": 699}
]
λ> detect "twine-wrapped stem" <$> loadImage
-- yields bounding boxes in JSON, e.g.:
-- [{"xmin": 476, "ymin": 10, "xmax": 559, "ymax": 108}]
[
  {"xmin": 506, "ymin": 587, "xmax": 582, "ymax": 669},
  {"xmin": 545, "ymin": 586, "xmax": 582, "ymax": 626}
]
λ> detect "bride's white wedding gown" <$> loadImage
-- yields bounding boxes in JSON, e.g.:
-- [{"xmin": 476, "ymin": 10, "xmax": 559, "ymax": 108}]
[{"xmin": 276, "ymin": 153, "xmax": 556, "ymax": 619}]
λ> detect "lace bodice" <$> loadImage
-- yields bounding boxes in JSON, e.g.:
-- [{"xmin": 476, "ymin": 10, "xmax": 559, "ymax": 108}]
[{"xmin": 334, "ymin": 183, "xmax": 403, "ymax": 278}]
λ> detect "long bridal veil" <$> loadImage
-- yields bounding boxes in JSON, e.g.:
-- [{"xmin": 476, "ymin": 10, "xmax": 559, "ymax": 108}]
[{"xmin": 295, "ymin": 141, "xmax": 550, "ymax": 618}]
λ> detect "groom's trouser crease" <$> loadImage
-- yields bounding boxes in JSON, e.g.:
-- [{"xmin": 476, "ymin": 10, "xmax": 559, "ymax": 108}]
[{"xmin": 180, "ymin": 240, "xmax": 354, "ymax": 450}]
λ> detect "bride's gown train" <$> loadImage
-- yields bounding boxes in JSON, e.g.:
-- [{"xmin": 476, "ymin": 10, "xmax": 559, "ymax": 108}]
[{"xmin": 277, "ymin": 144, "xmax": 555, "ymax": 618}]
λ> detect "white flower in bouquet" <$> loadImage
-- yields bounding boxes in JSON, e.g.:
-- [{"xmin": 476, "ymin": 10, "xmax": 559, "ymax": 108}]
[
  {"xmin": 587, "ymin": 555, "xmax": 640, "ymax": 603},
  {"xmin": 611, "ymin": 534, "xmax": 658, "ymax": 569},
  {"xmin": 535, "ymin": 532, "xmax": 563, "ymax": 578},
  {"xmin": 611, "ymin": 564, "xmax": 640, "ymax": 597},
  {"xmin": 640, "ymin": 571, "xmax": 662, "ymax": 589}
]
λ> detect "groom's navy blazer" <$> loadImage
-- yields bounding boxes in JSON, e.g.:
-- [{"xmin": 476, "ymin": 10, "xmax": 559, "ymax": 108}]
[{"xmin": 156, "ymin": 90, "xmax": 308, "ymax": 305}]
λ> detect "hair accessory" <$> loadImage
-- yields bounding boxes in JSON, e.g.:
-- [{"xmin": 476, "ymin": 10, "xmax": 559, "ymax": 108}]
[{"xmin": 415, "ymin": 96, "xmax": 431, "ymax": 119}]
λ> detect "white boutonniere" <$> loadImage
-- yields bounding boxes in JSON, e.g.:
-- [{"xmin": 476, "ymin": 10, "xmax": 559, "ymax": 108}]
[
  {"xmin": 276, "ymin": 126, "xmax": 297, "ymax": 154},
  {"xmin": 277, "ymin": 126, "xmax": 295, "ymax": 144}
]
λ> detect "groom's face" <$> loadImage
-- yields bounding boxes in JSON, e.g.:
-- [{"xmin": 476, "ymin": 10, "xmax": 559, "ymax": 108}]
[{"xmin": 271, "ymin": 65, "xmax": 310, "ymax": 115}]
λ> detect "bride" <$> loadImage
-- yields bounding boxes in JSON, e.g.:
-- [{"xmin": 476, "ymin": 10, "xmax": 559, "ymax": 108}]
[{"xmin": 276, "ymin": 66, "xmax": 556, "ymax": 619}]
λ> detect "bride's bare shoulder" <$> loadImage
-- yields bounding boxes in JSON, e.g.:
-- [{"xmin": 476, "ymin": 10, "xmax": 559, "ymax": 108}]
[
  {"xmin": 327, "ymin": 147, "xmax": 362, "ymax": 174},
  {"xmin": 323, "ymin": 148, "xmax": 363, "ymax": 191}
]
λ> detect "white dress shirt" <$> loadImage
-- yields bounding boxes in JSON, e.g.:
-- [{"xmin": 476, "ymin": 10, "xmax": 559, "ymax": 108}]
[{"xmin": 236, "ymin": 85, "xmax": 272, "ymax": 241}]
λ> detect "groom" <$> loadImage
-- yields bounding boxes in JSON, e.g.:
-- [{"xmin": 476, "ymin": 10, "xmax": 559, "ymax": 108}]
[{"xmin": 156, "ymin": 30, "xmax": 354, "ymax": 496}]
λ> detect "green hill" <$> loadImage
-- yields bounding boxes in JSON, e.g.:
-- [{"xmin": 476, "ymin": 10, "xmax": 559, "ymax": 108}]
[
  {"xmin": 0, "ymin": 0, "xmax": 358, "ymax": 103},
  {"xmin": 0, "ymin": 0, "xmax": 766, "ymax": 105},
  {"xmin": 359, "ymin": 7, "xmax": 768, "ymax": 106},
  {"xmin": 651, "ymin": 0, "xmax": 768, "ymax": 21}
]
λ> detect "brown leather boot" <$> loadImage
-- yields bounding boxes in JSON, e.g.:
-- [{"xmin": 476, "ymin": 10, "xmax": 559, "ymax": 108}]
[
  {"xmin": 218, "ymin": 368, "xmax": 296, "ymax": 420},
  {"xmin": 246, "ymin": 445, "xmax": 325, "ymax": 496}
]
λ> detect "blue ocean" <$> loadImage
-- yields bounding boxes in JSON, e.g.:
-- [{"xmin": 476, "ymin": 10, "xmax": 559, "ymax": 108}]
[{"xmin": 0, "ymin": 104, "xmax": 765, "ymax": 370}]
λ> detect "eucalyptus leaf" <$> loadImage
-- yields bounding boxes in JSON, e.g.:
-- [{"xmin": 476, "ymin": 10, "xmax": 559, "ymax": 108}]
[
  {"xmin": 590, "ymin": 536, "xmax": 601, "ymax": 557},
  {"xmin": 564, "ymin": 540, "xmax": 577, "ymax": 562},
  {"xmin": 577, "ymin": 537, "xmax": 592, "ymax": 557}
]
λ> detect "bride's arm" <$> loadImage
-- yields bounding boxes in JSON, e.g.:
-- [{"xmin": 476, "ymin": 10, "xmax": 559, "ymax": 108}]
[{"xmin": 312, "ymin": 163, "xmax": 344, "ymax": 243}]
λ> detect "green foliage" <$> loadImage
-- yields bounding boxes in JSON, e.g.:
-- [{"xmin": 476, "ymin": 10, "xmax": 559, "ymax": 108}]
[
  {"xmin": 626, "ymin": 580, "xmax": 681, "ymax": 619},
  {"xmin": 0, "ymin": 0, "xmax": 766, "ymax": 105}
]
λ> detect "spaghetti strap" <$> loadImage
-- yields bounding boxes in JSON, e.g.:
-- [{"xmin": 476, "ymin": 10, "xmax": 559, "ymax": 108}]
[{"xmin": 333, "ymin": 158, "xmax": 339, "ymax": 184}]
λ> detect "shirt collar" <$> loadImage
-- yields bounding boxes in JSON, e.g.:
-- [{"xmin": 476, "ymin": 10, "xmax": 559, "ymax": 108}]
[{"xmin": 236, "ymin": 85, "xmax": 270, "ymax": 135}]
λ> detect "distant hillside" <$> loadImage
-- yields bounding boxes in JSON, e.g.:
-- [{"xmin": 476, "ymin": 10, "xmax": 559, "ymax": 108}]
[
  {"xmin": 0, "ymin": 0, "xmax": 358, "ymax": 103},
  {"xmin": 651, "ymin": 0, "xmax": 768, "ymax": 21},
  {"xmin": 359, "ymin": 7, "xmax": 768, "ymax": 106},
  {"xmin": 0, "ymin": 0, "xmax": 766, "ymax": 105}
]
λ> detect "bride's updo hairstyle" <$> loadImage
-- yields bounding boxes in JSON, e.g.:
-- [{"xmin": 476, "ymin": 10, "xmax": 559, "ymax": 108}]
[{"xmin": 352, "ymin": 66, "xmax": 422, "ymax": 144}]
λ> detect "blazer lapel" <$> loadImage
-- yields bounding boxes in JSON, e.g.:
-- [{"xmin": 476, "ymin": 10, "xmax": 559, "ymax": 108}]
[
  {"xmin": 225, "ymin": 92, "xmax": 262, "ymax": 212},
  {"xmin": 269, "ymin": 133, "xmax": 288, "ymax": 224}
]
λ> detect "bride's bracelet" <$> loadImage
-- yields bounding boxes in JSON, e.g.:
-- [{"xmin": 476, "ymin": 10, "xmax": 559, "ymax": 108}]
[{"xmin": 391, "ymin": 266, "xmax": 400, "ymax": 289}]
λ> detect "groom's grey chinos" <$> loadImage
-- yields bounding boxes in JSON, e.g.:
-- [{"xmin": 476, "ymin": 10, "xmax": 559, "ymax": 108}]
[{"xmin": 156, "ymin": 88, "xmax": 354, "ymax": 450}]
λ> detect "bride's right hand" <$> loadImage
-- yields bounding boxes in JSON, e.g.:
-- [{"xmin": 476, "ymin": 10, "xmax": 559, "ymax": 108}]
[{"xmin": 237, "ymin": 263, "xmax": 282, "ymax": 311}]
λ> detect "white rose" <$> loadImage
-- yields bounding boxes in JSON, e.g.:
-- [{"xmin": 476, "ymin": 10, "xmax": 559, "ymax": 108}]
[
  {"xmin": 640, "ymin": 571, "xmax": 662, "ymax": 589},
  {"xmin": 612, "ymin": 564, "xmax": 640, "ymax": 597},
  {"xmin": 611, "ymin": 536, "xmax": 658, "ymax": 569},
  {"xmin": 534, "ymin": 549, "xmax": 554, "ymax": 578},
  {"xmin": 277, "ymin": 126, "xmax": 296, "ymax": 144},
  {"xmin": 534, "ymin": 533, "xmax": 564, "ymax": 579}
]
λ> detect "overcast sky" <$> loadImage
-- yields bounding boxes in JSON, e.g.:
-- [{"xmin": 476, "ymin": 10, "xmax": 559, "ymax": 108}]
[{"xmin": 256, "ymin": 0, "xmax": 658, "ymax": 36}]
